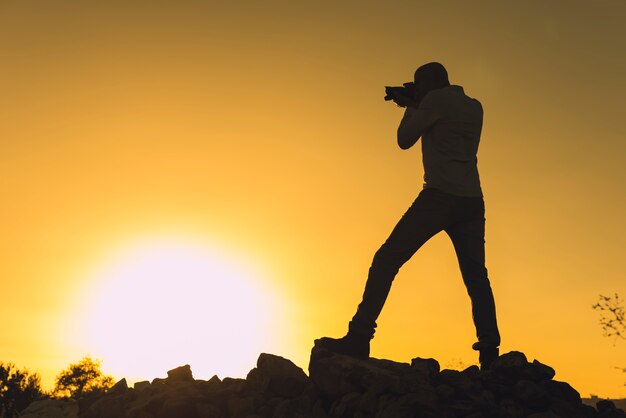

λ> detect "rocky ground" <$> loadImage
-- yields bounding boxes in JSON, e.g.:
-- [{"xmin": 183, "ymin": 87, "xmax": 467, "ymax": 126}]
[
  {"xmin": 19, "ymin": 345, "xmax": 626, "ymax": 418},
  {"xmin": 584, "ymin": 399, "xmax": 626, "ymax": 413}
]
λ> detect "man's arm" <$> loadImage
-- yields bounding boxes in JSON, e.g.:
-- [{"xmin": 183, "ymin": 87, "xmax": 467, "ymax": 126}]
[{"xmin": 397, "ymin": 104, "xmax": 440, "ymax": 150}]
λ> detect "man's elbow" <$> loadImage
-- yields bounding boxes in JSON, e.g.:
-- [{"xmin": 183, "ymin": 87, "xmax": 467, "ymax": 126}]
[{"xmin": 397, "ymin": 132, "xmax": 417, "ymax": 150}]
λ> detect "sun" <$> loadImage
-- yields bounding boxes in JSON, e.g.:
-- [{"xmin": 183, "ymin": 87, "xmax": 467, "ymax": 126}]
[{"xmin": 72, "ymin": 235, "xmax": 285, "ymax": 383}]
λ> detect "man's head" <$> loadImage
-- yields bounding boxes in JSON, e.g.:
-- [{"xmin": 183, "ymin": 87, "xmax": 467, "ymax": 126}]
[{"xmin": 414, "ymin": 62, "xmax": 450, "ymax": 99}]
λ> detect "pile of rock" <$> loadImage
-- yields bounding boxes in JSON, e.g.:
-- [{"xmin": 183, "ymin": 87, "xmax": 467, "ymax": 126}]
[
  {"xmin": 18, "ymin": 347, "xmax": 626, "ymax": 418},
  {"xmin": 308, "ymin": 346, "xmax": 624, "ymax": 418}
]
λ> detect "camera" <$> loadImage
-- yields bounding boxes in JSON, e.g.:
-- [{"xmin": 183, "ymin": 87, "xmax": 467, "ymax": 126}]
[{"xmin": 384, "ymin": 82, "xmax": 416, "ymax": 102}]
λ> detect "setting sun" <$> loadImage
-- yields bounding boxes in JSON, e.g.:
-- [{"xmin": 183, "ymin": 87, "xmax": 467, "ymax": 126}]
[{"xmin": 68, "ymin": 236, "xmax": 284, "ymax": 383}]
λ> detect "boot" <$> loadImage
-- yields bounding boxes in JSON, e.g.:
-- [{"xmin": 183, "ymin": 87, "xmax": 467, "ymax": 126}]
[
  {"xmin": 472, "ymin": 341, "xmax": 499, "ymax": 370},
  {"xmin": 315, "ymin": 331, "xmax": 372, "ymax": 359}
]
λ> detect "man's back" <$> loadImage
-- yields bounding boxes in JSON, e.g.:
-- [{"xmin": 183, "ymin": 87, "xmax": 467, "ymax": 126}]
[
  {"xmin": 420, "ymin": 85, "xmax": 483, "ymax": 197},
  {"xmin": 399, "ymin": 85, "xmax": 484, "ymax": 197}
]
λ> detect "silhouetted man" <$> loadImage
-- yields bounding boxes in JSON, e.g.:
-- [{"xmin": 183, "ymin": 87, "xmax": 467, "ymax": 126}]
[{"xmin": 316, "ymin": 62, "xmax": 501, "ymax": 369}]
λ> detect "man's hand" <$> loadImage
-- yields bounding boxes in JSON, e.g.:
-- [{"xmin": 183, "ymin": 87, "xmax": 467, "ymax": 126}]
[{"xmin": 390, "ymin": 93, "xmax": 419, "ymax": 108}]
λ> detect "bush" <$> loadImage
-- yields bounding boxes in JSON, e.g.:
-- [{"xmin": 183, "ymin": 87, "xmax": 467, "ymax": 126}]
[
  {"xmin": 0, "ymin": 362, "xmax": 44, "ymax": 418},
  {"xmin": 53, "ymin": 356, "xmax": 114, "ymax": 399}
]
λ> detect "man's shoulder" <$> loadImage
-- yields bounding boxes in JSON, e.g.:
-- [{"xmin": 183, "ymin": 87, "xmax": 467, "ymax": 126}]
[
  {"xmin": 454, "ymin": 85, "xmax": 483, "ymax": 109},
  {"xmin": 422, "ymin": 85, "xmax": 481, "ymax": 108},
  {"xmin": 420, "ymin": 88, "xmax": 447, "ymax": 108},
  {"xmin": 422, "ymin": 86, "xmax": 449, "ymax": 101}
]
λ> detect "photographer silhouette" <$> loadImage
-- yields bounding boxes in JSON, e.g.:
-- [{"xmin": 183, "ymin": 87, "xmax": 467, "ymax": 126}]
[{"xmin": 316, "ymin": 62, "xmax": 501, "ymax": 370}]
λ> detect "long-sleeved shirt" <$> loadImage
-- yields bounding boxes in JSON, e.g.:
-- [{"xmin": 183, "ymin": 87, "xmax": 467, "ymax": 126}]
[{"xmin": 397, "ymin": 84, "xmax": 484, "ymax": 197}]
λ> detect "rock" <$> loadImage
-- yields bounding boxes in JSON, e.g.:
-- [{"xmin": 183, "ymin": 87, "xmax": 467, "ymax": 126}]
[
  {"xmin": 156, "ymin": 394, "xmax": 201, "ymax": 418},
  {"xmin": 273, "ymin": 398, "xmax": 314, "ymax": 418},
  {"xmin": 309, "ymin": 344, "xmax": 411, "ymax": 398},
  {"xmin": 437, "ymin": 369, "xmax": 481, "ymax": 396},
  {"xmin": 207, "ymin": 375, "xmax": 221, "ymax": 384},
  {"xmin": 513, "ymin": 379, "xmax": 549, "ymax": 409},
  {"xmin": 194, "ymin": 402, "xmax": 222, "ymax": 418},
  {"xmin": 19, "ymin": 399, "xmax": 79, "ymax": 418},
  {"xmin": 410, "ymin": 357, "xmax": 440, "ymax": 378},
  {"xmin": 527, "ymin": 412, "xmax": 560, "ymax": 418},
  {"xmin": 247, "ymin": 353, "xmax": 309, "ymax": 398},
  {"xmin": 527, "ymin": 360, "xmax": 556, "ymax": 381},
  {"xmin": 166, "ymin": 364, "xmax": 194, "ymax": 382},
  {"xmin": 547, "ymin": 397, "xmax": 587, "ymax": 418},
  {"xmin": 598, "ymin": 409, "xmax": 626, "ymax": 418},
  {"xmin": 541, "ymin": 379, "xmax": 581, "ymax": 405},
  {"xmin": 478, "ymin": 389, "xmax": 499, "ymax": 415},
  {"xmin": 226, "ymin": 395, "xmax": 256, "ymax": 418},
  {"xmin": 498, "ymin": 398, "xmax": 528, "ymax": 418},
  {"xmin": 491, "ymin": 351, "xmax": 529, "ymax": 381},
  {"xmin": 598, "ymin": 400, "xmax": 618, "ymax": 413},
  {"xmin": 108, "ymin": 378, "xmax": 128, "ymax": 395},
  {"xmin": 357, "ymin": 388, "xmax": 380, "ymax": 413},
  {"xmin": 597, "ymin": 400, "xmax": 626, "ymax": 417},
  {"xmin": 435, "ymin": 383, "xmax": 456, "ymax": 401},
  {"xmin": 330, "ymin": 392, "xmax": 361, "ymax": 417},
  {"xmin": 448, "ymin": 399, "xmax": 480, "ymax": 416},
  {"xmin": 466, "ymin": 413, "xmax": 487, "ymax": 418},
  {"xmin": 580, "ymin": 403, "xmax": 600, "ymax": 418},
  {"xmin": 134, "ymin": 380, "xmax": 151, "ymax": 391},
  {"xmin": 308, "ymin": 345, "xmax": 365, "ymax": 398},
  {"xmin": 291, "ymin": 384, "xmax": 320, "ymax": 412},
  {"xmin": 82, "ymin": 394, "xmax": 127, "ymax": 418},
  {"xmin": 462, "ymin": 364, "xmax": 481, "ymax": 379},
  {"xmin": 376, "ymin": 398, "xmax": 416, "ymax": 418},
  {"xmin": 197, "ymin": 375, "xmax": 222, "ymax": 393},
  {"xmin": 125, "ymin": 390, "xmax": 169, "ymax": 418}
]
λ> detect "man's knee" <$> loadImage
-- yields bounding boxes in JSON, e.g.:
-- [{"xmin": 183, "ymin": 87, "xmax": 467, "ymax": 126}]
[{"xmin": 371, "ymin": 244, "xmax": 410, "ymax": 273}]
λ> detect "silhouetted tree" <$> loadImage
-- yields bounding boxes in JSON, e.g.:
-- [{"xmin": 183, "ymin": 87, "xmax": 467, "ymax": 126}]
[
  {"xmin": 53, "ymin": 356, "xmax": 114, "ymax": 399},
  {"xmin": 0, "ymin": 362, "xmax": 44, "ymax": 418},
  {"xmin": 593, "ymin": 293, "xmax": 625, "ymax": 344},
  {"xmin": 593, "ymin": 293, "xmax": 626, "ymax": 386}
]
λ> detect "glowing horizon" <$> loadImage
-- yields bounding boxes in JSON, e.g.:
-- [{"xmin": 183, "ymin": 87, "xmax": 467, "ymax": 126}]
[{"xmin": 51, "ymin": 234, "xmax": 291, "ymax": 386}]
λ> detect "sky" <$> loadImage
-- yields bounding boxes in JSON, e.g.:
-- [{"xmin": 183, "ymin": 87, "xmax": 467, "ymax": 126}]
[{"xmin": 1, "ymin": 0, "xmax": 625, "ymax": 398}]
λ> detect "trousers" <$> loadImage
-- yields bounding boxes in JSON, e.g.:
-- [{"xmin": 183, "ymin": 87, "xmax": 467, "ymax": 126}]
[{"xmin": 349, "ymin": 187, "xmax": 501, "ymax": 348}]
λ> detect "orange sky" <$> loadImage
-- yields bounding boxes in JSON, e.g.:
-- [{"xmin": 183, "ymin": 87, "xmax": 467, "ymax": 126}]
[{"xmin": 1, "ymin": 0, "xmax": 625, "ymax": 398}]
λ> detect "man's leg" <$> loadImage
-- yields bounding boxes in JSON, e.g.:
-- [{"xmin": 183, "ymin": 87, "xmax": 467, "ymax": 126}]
[
  {"xmin": 445, "ymin": 199, "xmax": 501, "ymax": 366},
  {"xmin": 348, "ymin": 188, "xmax": 452, "ymax": 339},
  {"xmin": 316, "ymin": 189, "xmax": 452, "ymax": 357}
]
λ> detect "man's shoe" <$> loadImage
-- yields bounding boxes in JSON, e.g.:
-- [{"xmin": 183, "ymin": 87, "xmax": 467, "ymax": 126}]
[
  {"xmin": 314, "ymin": 332, "xmax": 371, "ymax": 359},
  {"xmin": 472, "ymin": 342, "xmax": 499, "ymax": 370}
]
